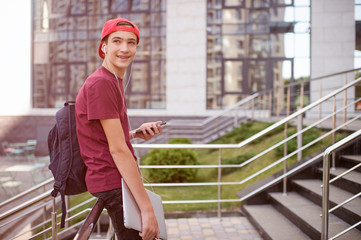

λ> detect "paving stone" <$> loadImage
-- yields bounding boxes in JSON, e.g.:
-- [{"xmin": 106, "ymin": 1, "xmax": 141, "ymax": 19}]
[{"xmin": 165, "ymin": 216, "xmax": 263, "ymax": 240}]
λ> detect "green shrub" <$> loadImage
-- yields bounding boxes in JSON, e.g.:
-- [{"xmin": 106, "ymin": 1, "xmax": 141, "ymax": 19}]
[
  {"xmin": 223, "ymin": 121, "xmax": 282, "ymax": 144},
  {"xmin": 168, "ymin": 138, "xmax": 192, "ymax": 144},
  {"xmin": 144, "ymin": 138, "xmax": 199, "ymax": 183},
  {"xmin": 275, "ymin": 127, "xmax": 319, "ymax": 156},
  {"xmin": 222, "ymin": 153, "xmax": 253, "ymax": 175}
]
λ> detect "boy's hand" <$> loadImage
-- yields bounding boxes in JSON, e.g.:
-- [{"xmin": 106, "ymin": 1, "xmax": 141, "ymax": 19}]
[{"xmin": 134, "ymin": 121, "xmax": 164, "ymax": 140}]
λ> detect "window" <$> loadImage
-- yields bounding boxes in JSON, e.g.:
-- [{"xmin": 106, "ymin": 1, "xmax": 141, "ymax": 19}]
[
  {"xmin": 32, "ymin": 0, "xmax": 166, "ymax": 109},
  {"xmin": 207, "ymin": 0, "xmax": 310, "ymax": 109}
]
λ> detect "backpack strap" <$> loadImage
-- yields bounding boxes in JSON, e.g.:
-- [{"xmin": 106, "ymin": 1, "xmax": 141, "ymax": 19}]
[
  {"xmin": 67, "ymin": 102, "xmax": 75, "ymax": 180},
  {"xmin": 58, "ymin": 102, "xmax": 75, "ymax": 228},
  {"xmin": 51, "ymin": 101, "xmax": 76, "ymax": 228},
  {"xmin": 50, "ymin": 182, "xmax": 60, "ymax": 197},
  {"xmin": 60, "ymin": 191, "xmax": 67, "ymax": 228}
]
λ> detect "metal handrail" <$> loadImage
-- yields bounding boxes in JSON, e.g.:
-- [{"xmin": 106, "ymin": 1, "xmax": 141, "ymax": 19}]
[
  {"xmin": 136, "ymin": 77, "xmax": 361, "ymax": 151},
  {"xmin": 170, "ymin": 67, "xmax": 361, "ymax": 127},
  {"xmin": 321, "ymin": 128, "xmax": 361, "ymax": 240},
  {"xmin": 0, "ymin": 177, "xmax": 53, "ymax": 208},
  {"xmin": 329, "ymin": 162, "xmax": 361, "ymax": 184},
  {"xmin": 0, "ymin": 189, "xmax": 52, "ymax": 221},
  {"xmin": 137, "ymin": 113, "xmax": 360, "ymax": 197},
  {"xmin": 159, "ymin": 68, "xmax": 361, "ymax": 146},
  {"xmin": 132, "ymin": 78, "xmax": 361, "ymax": 208}
]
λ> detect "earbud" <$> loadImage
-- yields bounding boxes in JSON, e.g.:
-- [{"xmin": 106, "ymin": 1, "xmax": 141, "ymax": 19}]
[{"xmin": 103, "ymin": 45, "xmax": 107, "ymax": 54}]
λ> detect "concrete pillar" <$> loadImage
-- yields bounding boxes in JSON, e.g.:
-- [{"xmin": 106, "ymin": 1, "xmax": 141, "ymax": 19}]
[
  {"xmin": 0, "ymin": 0, "xmax": 32, "ymax": 115},
  {"xmin": 166, "ymin": 0, "xmax": 207, "ymax": 116},
  {"xmin": 310, "ymin": 0, "xmax": 355, "ymax": 118}
]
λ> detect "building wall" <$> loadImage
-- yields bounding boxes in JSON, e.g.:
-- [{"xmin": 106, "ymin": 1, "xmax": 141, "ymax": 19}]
[
  {"xmin": 166, "ymin": 0, "xmax": 207, "ymax": 116},
  {"xmin": 131, "ymin": 0, "xmax": 208, "ymax": 117},
  {"xmin": 310, "ymin": 0, "xmax": 355, "ymax": 116},
  {"xmin": 0, "ymin": 0, "xmax": 32, "ymax": 116}
]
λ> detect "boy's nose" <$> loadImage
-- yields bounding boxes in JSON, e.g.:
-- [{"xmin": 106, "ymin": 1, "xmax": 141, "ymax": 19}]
[{"xmin": 119, "ymin": 42, "xmax": 130, "ymax": 52}]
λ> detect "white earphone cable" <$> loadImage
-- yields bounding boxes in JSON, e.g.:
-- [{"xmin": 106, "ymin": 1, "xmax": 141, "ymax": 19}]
[{"xmin": 103, "ymin": 48, "xmax": 135, "ymax": 140}]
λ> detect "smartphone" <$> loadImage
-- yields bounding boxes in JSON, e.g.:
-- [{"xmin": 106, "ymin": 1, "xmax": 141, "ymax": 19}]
[{"xmin": 135, "ymin": 121, "xmax": 166, "ymax": 133}]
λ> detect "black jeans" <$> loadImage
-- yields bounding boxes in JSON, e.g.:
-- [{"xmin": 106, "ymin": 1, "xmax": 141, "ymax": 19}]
[{"xmin": 92, "ymin": 188, "xmax": 142, "ymax": 240}]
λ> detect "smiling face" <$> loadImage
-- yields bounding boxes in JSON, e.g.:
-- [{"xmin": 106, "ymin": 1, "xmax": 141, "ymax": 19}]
[{"xmin": 102, "ymin": 31, "xmax": 138, "ymax": 77}]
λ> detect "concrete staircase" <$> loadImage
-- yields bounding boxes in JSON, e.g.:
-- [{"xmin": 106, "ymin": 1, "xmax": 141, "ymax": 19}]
[{"xmin": 240, "ymin": 154, "xmax": 361, "ymax": 240}]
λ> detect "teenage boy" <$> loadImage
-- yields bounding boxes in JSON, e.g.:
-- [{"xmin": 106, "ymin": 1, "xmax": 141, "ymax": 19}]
[{"xmin": 75, "ymin": 18, "xmax": 161, "ymax": 240}]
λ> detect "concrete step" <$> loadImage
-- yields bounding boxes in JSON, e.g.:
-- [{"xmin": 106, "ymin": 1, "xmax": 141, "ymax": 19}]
[
  {"xmin": 293, "ymin": 179, "xmax": 361, "ymax": 229},
  {"xmin": 242, "ymin": 204, "xmax": 311, "ymax": 240},
  {"xmin": 89, "ymin": 232, "xmax": 110, "ymax": 239},
  {"xmin": 269, "ymin": 192, "xmax": 361, "ymax": 240},
  {"xmin": 341, "ymin": 155, "xmax": 361, "ymax": 163},
  {"xmin": 315, "ymin": 165, "xmax": 361, "ymax": 195},
  {"xmin": 328, "ymin": 167, "xmax": 361, "ymax": 194},
  {"xmin": 340, "ymin": 155, "xmax": 361, "ymax": 173},
  {"xmin": 329, "ymin": 167, "xmax": 361, "ymax": 185},
  {"xmin": 293, "ymin": 179, "xmax": 361, "ymax": 216}
]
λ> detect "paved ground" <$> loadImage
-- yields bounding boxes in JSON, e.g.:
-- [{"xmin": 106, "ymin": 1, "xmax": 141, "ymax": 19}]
[{"xmin": 165, "ymin": 216, "xmax": 262, "ymax": 240}]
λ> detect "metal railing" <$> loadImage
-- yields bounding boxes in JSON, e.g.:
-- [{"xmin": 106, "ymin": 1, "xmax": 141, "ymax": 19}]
[
  {"xmin": 136, "ymin": 76, "xmax": 361, "ymax": 204},
  {"xmin": 149, "ymin": 68, "xmax": 361, "ymax": 144},
  {"xmin": 321, "ymin": 129, "xmax": 361, "ymax": 240},
  {"xmin": 0, "ymin": 178, "xmax": 54, "ymax": 240},
  {"xmin": 0, "ymin": 70, "xmax": 360, "ymax": 239}
]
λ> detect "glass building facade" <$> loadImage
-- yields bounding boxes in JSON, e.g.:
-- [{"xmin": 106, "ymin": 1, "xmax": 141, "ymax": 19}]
[
  {"xmin": 206, "ymin": 0, "xmax": 310, "ymax": 109},
  {"xmin": 32, "ymin": 0, "xmax": 166, "ymax": 108},
  {"xmin": 32, "ymin": 0, "xmax": 313, "ymax": 110}
]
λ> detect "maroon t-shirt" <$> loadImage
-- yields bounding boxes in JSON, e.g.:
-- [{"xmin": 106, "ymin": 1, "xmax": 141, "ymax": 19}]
[{"xmin": 75, "ymin": 66, "xmax": 136, "ymax": 194}]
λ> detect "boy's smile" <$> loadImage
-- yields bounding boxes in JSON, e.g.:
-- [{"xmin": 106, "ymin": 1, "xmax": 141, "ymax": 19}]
[{"xmin": 103, "ymin": 31, "xmax": 138, "ymax": 77}]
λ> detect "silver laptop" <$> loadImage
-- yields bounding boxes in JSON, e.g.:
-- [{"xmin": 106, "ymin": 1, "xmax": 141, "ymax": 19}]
[{"xmin": 122, "ymin": 179, "xmax": 167, "ymax": 240}]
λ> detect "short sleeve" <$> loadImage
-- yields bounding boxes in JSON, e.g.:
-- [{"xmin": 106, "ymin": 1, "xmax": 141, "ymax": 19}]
[{"xmin": 86, "ymin": 79, "xmax": 121, "ymax": 120}]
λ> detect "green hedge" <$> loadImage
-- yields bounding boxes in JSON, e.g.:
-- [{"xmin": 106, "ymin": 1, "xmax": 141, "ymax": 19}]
[
  {"xmin": 143, "ymin": 138, "xmax": 199, "ymax": 183},
  {"xmin": 222, "ymin": 153, "xmax": 254, "ymax": 175},
  {"xmin": 275, "ymin": 127, "xmax": 319, "ymax": 156}
]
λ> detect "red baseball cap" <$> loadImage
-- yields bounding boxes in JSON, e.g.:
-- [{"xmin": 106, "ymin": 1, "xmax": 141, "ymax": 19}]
[{"xmin": 98, "ymin": 18, "xmax": 140, "ymax": 59}]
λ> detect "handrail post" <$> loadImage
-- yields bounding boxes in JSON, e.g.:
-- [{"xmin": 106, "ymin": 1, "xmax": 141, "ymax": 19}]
[
  {"xmin": 43, "ymin": 205, "xmax": 47, "ymax": 240},
  {"xmin": 343, "ymin": 73, "xmax": 347, "ymax": 123},
  {"xmin": 332, "ymin": 96, "xmax": 336, "ymax": 169},
  {"xmin": 234, "ymin": 107, "xmax": 238, "ymax": 127},
  {"xmin": 287, "ymin": 86, "xmax": 291, "ymax": 116},
  {"xmin": 65, "ymin": 195, "xmax": 70, "ymax": 228},
  {"xmin": 52, "ymin": 197, "xmax": 58, "ymax": 240},
  {"xmin": 269, "ymin": 92, "xmax": 272, "ymax": 118},
  {"xmin": 283, "ymin": 122, "xmax": 288, "ymax": 195},
  {"xmin": 217, "ymin": 148, "xmax": 222, "ymax": 219},
  {"xmin": 319, "ymin": 81, "xmax": 322, "ymax": 120},
  {"xmin": 321, "ymin": 151, "xmax": 331, "ymax": 240},
  {"xmin": 300, "ymin": 82, "xmax": 304, "ymax": 108},
  {"xmin": 297, "ymin": 107, "xmax": 303, "ymax": 161},
  {"xmin": 263, "ymin": 94, "xmax": 266, "ymax": 110},
  {"xmin": 276, "ymin": 89, "xmax": 280, "ymax": 117},
  {"xmin": 251, "ymin": 98, "xmax": 255, "ymax": 120}
]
